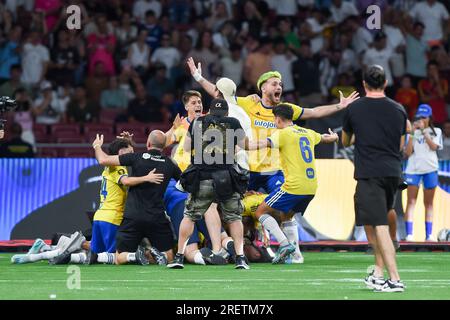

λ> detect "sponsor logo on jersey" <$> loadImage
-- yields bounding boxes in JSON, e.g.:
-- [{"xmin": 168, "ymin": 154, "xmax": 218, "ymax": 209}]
[{"xmin": 254, "ymin": 120, "xmax": 276, "ymax": 129}]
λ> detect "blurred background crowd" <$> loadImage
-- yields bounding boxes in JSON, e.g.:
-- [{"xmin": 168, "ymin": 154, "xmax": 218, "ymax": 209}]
[{"xmin": 0, "ymin": 0, "xmax": 449, "ymax": 159}]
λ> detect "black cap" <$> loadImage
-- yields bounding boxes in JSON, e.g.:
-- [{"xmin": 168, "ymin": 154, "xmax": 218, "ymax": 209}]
[{"xmin": 209, "ymin": 98, "xmax": 228, "ymax": 116}]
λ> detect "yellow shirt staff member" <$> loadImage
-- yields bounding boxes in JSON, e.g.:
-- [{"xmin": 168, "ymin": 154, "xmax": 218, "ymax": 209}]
[
  {"xmin": 245, "ymin": 104, "xmax": 339, "ymax": 264},
  {"xmin": 187, "ymin": 57, "xmax": 359, "ymax": 193}
]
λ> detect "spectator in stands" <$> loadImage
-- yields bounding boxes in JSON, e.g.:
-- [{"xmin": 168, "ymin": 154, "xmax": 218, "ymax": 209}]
[
  {"xmin": 409, "ymin": 0, "xmax": 449, "ymax": 43},
  {"xmin": 133, "ymin": 0, "xmax": 162, "ymax": 23},
  {"xmin": 115, "ymin": 11, "xmax": 138, "ymax": 56},
  {"xmin": 405, "ymin": 22, "xmax": 428, "ymax": 86},
  {"xmin": 127, "ymin": 29, "xmax": 151, "ymax": 77},
  {"xmin": 337, "ymin": 33, "xmax": 359, "ymax": 74},
  {"xmin": 32, "ymin": 80, "xmax": 68, "ymax": 125},
  {"xmin": 220, "ymin": 43, "xmax": 244, "ymax": 87},
  {"xmin": 85, "ymin": 61, "xmax": 109, "ymax": 105},
  {"xmin": 292, "ymin": 40, "xmax": 322, "ymax": 106},
  {"xmin": 362, "ymin": 32, "xmax": 394, "ymax": 96},
  {"xmin": 212, "ymin": 21, "xmax": 235, "ymax": 57},
  {"xmin": 189, "ymin": 30, "xmax": 220, "ymax": 88},
  {"xmin": 100, "ymin": 76, "xmax": 129, "ymax": 110},
  {"xmin": 20, "ymin": 30, "xmax": 50, "ymax": 88},
  {"xmin": 304, "ymin": 9, "xmax": 330, "ymax": 55},
  {"xmin": 239, "ymin": 0, "xmax": 263, "ymax": 39},
  {"xmin": 320, "ymin": 49, "xmax": 342, "ymax": 101},
  {"xmin": 348, "ymin": 16, "xmax": 372, "ymax": 56},
  {"xmin": 278, "ymin": 17, "xmax": 301, "ymax": 51},
  {"xmin": 273, "ymin": 0, "xmax": 298, "ymax": 18},
  {"xmin": 429, "ymin": 45, "xmax": 450, "ymax": 78},
  {"xmin": 0, "ymin": 122, "xmax": 35, "ymax": 158},
  {"xmin": 206, "ymin": 1, "xmax": 231, "ymax": 32},
  {"xmin": 383, "ymin": 7, "xmax": 406, "ymax": 80},
  {"xmin": 168, "ymin": 0, "xmax": 192, "ymax": 25},
  {"xmin": 34, "ymin": 0, "xmax": 62, "ymax": 33},
  {"xmin": 330, "ymin": 73, "xmax": 356, "ymax": 102},
  {"xmin": 271, "ymin": 37, "xmax": 296, "ymax": 97},
  {"xmin": 145, "ymin": 63, "xmax": 174, "ymax": 102},
  {"xmin": 128, "ymin": 84, "xmax": 164, "ymax": 123},
  {"xmin": 0, "ymin": 26, "xmax": 22, "ymax": 83},
  {"xmin": 395, "ymin": 75, "xmax": 420, "ymax": 120},
  {"xmin": 330, "ymin": 0, "xmax": 359, "ymax": 24},
  {"xmin": 418, "ymin": 60, "xmax": 449, "ymax": 125},
  {"xmin": 151, "ymin": 33, "xmax": 181, "ymax": 78},
  {"xmin": 141, "ymin": 10, "xmax": 163, "ymax": 51},
  {"xmin": 244, "ymin": 36, "xmax": 272, "ymax": 89},
  {"xmin": 438, "ymin": 120, "xmax": 450, "ymax": 160},
  {"xmin": 47, "ymin": 30, "xmax": 80, "ymax": 86},
  {"xmin": 66, "ymin": 86, "xmax": 99, "ymax": 123},
  {"xmin": 0, "ymin": 64, "xmax": 25, "ymax": 98},
  {"xmin": 87, "ymin": 14, "xmax": 117, "ymax": 77},
  {"xmin": 13, "ymin": 87, "xmax": 35, "ymax": 148}
]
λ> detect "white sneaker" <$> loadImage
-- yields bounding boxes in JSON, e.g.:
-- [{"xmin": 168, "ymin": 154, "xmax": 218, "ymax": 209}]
[
  {"xmin": 426, "ymin": 236, "xmax": 436, "ymax": 242},
  {"xmin": 405, "ymin": 235, "xmax": 414, "ymax": 241}
]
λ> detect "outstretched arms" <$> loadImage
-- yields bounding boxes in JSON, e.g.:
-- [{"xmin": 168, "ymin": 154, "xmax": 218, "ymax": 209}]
[{"xmin": 301, "ymin": 91, "xmax": 360, "ymax": 119}]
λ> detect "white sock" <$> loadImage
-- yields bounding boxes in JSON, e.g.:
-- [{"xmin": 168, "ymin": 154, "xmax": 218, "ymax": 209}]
[
  {"xmin": 259, "ymin": 214, "xmax": 289, "ymax": 246},
  {"xmin": 282, "ymin": 220, "xmax": 302, "ymax": 257},
  {"xmin": 127, "ymin": 253, "xmax": 136, "ymax": 262},
  {"xmin": 70, "ymin": 252, "xmax": 86, "ymax": 264},
  {"xmin": 193, "ymin": 251, "xmax": 205, "ymax": 265},
  {"xmin": 26, "ymin": 249, "xmax": 60, "ymax": 262},
  {"xmin": 98, "ymin": 252, "xmax": 116, "ymax": 264}
]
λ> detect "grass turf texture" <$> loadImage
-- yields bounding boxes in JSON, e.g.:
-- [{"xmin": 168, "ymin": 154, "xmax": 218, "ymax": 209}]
[{"xmin": 1, "ymin": 252, "xmax": 449, "ymax": 300}]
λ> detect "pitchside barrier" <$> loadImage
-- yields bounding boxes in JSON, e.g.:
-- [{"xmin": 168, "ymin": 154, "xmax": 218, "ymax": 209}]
[{"xmin": 0, "ymin": 159, "xmax": 449, "ymax": 242}]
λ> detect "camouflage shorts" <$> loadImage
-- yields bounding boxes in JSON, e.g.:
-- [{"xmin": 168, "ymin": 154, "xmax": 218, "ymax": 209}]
[{"xmin": 184, "ymin": 179, "xmax": 243, "ymax": 224}]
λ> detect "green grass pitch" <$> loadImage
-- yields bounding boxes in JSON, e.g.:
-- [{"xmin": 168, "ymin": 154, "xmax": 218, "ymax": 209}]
[{"xmin": 1, "ymin": 252, "xmax": 449, "ymax": 300}]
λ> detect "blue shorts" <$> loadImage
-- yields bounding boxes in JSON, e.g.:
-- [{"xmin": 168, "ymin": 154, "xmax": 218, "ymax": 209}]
[
  {"xmin": 249, "ymin": 170, "xmax": 285, "ymax": 194},
  {"xmin": 168, "ymin": 199, "xmax": 211, "ymax": 246},
  {"xmin": 265, "ymin": 188, "xmax": 314, "ymax": 214},
  {"xmin": 404, "ymin": 172, "xmax": 439, "ymax": 189},
  {"xmin": 90, "ymin": 220, "xmax": 119, "ymax": 253}
]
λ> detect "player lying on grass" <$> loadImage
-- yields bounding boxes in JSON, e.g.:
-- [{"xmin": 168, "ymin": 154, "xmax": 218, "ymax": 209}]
[{"xmin": 245, "ymin": 104, "xmax": 339, "ymax": 264}]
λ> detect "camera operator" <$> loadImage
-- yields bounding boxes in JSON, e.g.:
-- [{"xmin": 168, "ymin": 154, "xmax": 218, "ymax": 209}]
[{"xmin": 168, "ymin": 98, "xmax": 250, "ymax": 270}]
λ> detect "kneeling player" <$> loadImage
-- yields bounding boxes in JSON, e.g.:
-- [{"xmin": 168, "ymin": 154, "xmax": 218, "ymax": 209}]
[{"xmin": 247, "ymin": 104, "xmax": 338, "ymax": 263}]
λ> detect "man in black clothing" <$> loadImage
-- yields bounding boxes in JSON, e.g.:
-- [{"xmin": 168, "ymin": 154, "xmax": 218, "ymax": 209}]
[
  {"xmin": 93, "ymin": 130, "xmax": 181, "ymax": 265},
  {"xmin": 0, "ymin": 123, "xmax": 34, "ymax": 158},
  {"xmin": 168, "ymin": 99, "xmax": 250, "ymax": 270},
  {"xmin": 342, "ymin": 65, "xmax": 406, "ymax": 292}
]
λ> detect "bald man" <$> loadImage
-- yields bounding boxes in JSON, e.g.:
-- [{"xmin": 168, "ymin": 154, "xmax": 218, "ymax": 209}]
[{"xmin": 93, "ymin": 131, "xmax": 182, "ymax": 265}]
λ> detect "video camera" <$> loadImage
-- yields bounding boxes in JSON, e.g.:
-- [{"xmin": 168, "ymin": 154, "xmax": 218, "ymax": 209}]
[{"xmin": 0, "ymin": 96, "xmax": 18, "ymax": 130}]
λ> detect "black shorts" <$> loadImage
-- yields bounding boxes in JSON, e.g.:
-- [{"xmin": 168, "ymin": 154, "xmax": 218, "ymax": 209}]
[
  {"xmin": 354, "ymin": 177, "xmax": 400, "ymax": 226},
  {"xmin": 116, "ymin": 214, "xmax": 175, "ymax": 253}
]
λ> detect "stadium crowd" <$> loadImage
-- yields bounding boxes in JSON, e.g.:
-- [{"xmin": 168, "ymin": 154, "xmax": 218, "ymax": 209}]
[{"xmin": 0, "ymin": 0, "xmax": 449, "ymax": 158}]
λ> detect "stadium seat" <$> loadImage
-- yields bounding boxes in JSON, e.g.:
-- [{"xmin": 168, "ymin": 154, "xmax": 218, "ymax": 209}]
[
  {"xmin": 33, "ymin": 124, "xmax": 50, "ymax": 143},
  {"xmin": 99, "ymin": 109, "xmax": 123, "ymax": 125},
  {"xmin": 62, "ymin": 147, "xmax": 94, "ymax": 158},
  {"xmin": 147, "ymin": 122, "xmax": 171, "ymax": 132},
  {"xmin": 51, "ymin": 123, "xmax": 81, "ymax": 136},
  {"xmin": 115, "ymin": 123, "xmax": 147, "ymax": 136},
  {"xmin": 84, "ymin": 123, "xmax": 114, "ymax": 136},
  {"xmin": 37, "ymin": 148, "xmax": 58, "ymax": 158},
  {"xmin": 56, "ymin": 136, "xmax": 87, "ymax": 144},
  {"xmin": 85, "ymin": 131, "xmax": 115, "ymax": 144}
]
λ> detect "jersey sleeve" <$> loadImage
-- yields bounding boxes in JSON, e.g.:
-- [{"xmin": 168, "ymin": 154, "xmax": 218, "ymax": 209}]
[
  {"xmin": 113, "ymin": 166, "xmax": 128, "ymax": 184},
  {"xmin": 284, "ymin": 102, "xmax": 304, "ymax": 120},
  {"xmin": 267, "ymin": 129, "xmax": 282, "ymax": 149},
  {"xmin": 236, "ymin": 96, "xmax": 253, "ymax": 114},
  {"xmin": 119, "ymin": 153, "xmax": 139, "ymax": 167},
  {"xmin": 310, "ymin": 130, "xmax": 322, "ymax": 146}
]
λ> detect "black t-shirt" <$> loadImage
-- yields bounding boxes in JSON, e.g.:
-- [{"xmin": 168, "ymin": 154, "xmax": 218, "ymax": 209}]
[
  {"xmin": 119, "ymin": 149, "xmax": 181, "ymax": 219},
  {"xmin": 188, "ymin": 114, "xmax": 245, "ymax": 170},
  {"xmin": 127, "ymin": 96, "xmax": 163, "ymax": 123},
  {"xmin": 343, "ymin": 97, "xmax": 407, "ymax": 179},
  {"xmin": 0, "ymin": 138, "xmax": 35, "ymax": 158}
]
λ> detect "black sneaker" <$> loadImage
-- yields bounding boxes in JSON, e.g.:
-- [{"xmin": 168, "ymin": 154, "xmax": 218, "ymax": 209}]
[
  {"xmin": 135, "ymin": 245, "xmax": 149, "ymax": 265},
  {"xmin": 200, "ymin": 247, "xmax": 228, "ymax": 265},
  {"xmin": 393, "ymin": 240, "xmax": 400, "ymax": 252},
  {"xmin": 149, "ymin": 246, "xmax": 167, "ymax": 266},
  {"xmin": 226, "ymin": 241, "xmax": 236, "ymax": 263},
  {"xmin": 167, "ymin": 253, "xmax": 184, "ymax": 269},
  {"xmin": 84, "ymin": 250, "xmax": 98, "ymax": 265},
  {"xmin": 374, "ymin": 279, "xmax": 405, "ymax": 292},
  {"xmin": 366, "ymin": 244, "xmax": 374, "ymax": 255},
  {"xmin": 48, "ymin": 251, "xmax": 71, "ymax": 265},
  {"xmin": 235, "ymin": 255, "xmax": 250, "ymax": 270}
]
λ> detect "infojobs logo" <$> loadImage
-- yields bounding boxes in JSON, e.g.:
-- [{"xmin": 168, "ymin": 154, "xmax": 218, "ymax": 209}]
[{"xmin": 366, "ymin": 5, "xmax": 381, "ymax": 30}]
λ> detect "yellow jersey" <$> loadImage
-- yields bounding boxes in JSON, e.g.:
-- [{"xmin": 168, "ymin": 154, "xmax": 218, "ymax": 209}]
[
  {"xmin": 172, "ymin": 118, "xmax": 192, "ymax": 172},
  {"xmin": 268, "ymin": 125, "xmax": 321, "ymax": 195},
  {"xmin": 242, "ymin": 193, "xmax": 267, "ymax": 219},
  {"xmin": 236, "ymin": 96, "xmax": 304, "ymax": 172},
  {"xmin": 94, "ymin": 165, "xmax": 128, "ymax": 226}
]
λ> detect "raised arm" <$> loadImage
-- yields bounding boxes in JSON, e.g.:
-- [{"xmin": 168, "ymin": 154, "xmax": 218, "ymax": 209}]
[
  {"xmin": 187, "ymin": 57, "xmax": 217, "ymax": 98},
  {"xmin": 243, "ymin": 138, "xmax": 271, "ymax": 151},
  {"xmin": 301, "ymin": 91, "xmax": 360, "ymax": 119},
  {"xmin": 93, "ymin": 134, "xmax": 121, "ymax": 166},
  {"xmin": 164, "ymin": 113, "xmax": 183, "ymax": 147}
]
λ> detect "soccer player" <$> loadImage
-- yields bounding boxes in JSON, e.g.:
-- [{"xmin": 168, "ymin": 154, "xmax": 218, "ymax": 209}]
[
  {"xmin": 187, "ymin": 57, "xmax": 359, "ymax": 193},
  {"xmin": 245, "ymin": 104, "xmax": 339, "ymax": 263}
]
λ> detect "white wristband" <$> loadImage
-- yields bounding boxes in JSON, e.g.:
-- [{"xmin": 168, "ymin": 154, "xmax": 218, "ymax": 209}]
[{"xmin": 193, "ymin": 70, "xmax": 203, "ymax": 82}]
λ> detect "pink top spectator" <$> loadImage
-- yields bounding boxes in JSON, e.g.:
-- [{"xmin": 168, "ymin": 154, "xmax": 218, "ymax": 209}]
[
  {"xmin": 35, "ymin": 0, "xmax": 62, "ymax": 31},
  {"xmin": 87, "ymin": 33, "xmax": 117, "ymax": 76}
]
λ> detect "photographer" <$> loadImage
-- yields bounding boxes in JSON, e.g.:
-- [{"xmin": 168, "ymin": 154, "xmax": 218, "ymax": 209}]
[
  {"xmin": 168, "ymin": 99, "xmax": 249, "ymax": 270},
  {"xmin": 404, "ymin": 104, "xmax": 443, "ymax": 241},
  {"xmin": 0, "ymin": 122, "xmax": 35, "ymax": 158}
]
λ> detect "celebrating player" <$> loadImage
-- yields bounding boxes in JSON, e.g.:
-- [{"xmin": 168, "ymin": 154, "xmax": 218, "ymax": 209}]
[
  {"xmin": 187, "ymin": 57, "xmax": 359, "ymax": 194},
  {"xmin": 245, "ymin": 104, "xmax": 339, "ymax": 263}
]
